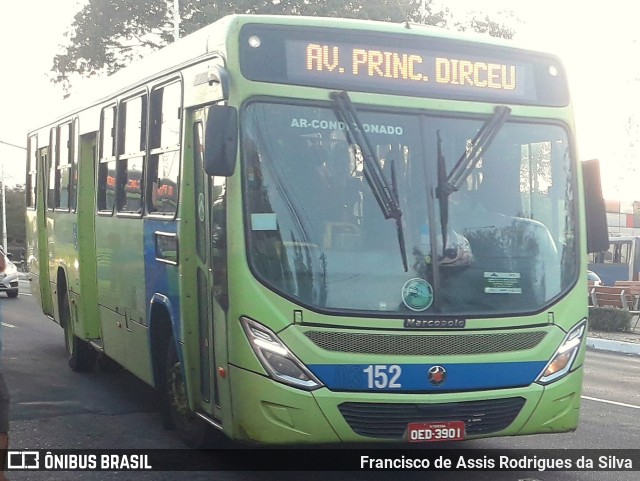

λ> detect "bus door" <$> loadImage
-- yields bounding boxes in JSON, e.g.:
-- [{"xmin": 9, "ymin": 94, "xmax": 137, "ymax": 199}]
[
  {"xmin": 40, "ymin": 147, "xmax": 55, "ymax": 317},
  {"xmin": 76, "ymin": 131, "xmax": 102, "ymax": 339},
  {"xmin": 191, "ymin": 106, "xmax": 227, "ymax": 422},
  {"xmin": 33, "ymin": 146, "xmax": 54, "ymax": 316}
]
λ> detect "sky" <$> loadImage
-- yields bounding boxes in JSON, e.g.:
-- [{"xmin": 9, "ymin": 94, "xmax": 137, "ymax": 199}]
[
  {"xmin": 0, "ymin": 0, "xmax": 637, "ymax": 200},
  {"xmin": 0, "ymin": 0, "xmax": 82, "ymax": 186}
]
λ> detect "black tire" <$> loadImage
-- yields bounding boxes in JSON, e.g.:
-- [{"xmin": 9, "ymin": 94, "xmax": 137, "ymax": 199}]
[
  {"xmin": 164, "ymin": 338, "xmax": 212, "ymax": 447},
  {"xmin": 6, "ymin": 289, "xmax": 18, "ymax": 298},
  {"xmin": 61, "ymin": 290, "xmax": 96, "ymax": 372},
  {"xmin": 96, "ymin": 353, "xmax": 123, "ymax": 372}
]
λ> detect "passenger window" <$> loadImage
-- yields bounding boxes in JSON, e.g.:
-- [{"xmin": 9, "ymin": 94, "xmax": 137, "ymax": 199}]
[
  {"xmin": 147, "ymin": 81, "xmax": 181, "ymax": 215},
  {"xmin": 98, "ymin": 105, "xmax": 117, "ymax": 213},
  {"xmin": 48, "ymin": 128, "xmax": 57, "ymax": 210},
  {"xmin": 57, "ymin": 122, "xmax": 73, "ymax": 210},
  {"xmin": 26, "ymin": 136, "xmax": 38, "ymax": 209},
  {"xmin": 117, "ymin": 94, "xmax": 147, "ymax": 213}
]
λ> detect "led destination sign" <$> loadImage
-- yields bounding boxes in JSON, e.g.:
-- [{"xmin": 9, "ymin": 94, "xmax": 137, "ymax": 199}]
[
  {"xmin": 291, "ymin": 41, "xmax": 524, "ymax": 97},
  {"xmin": 239, "ymin": 24, "xmax": 569, "ymax": 106}
]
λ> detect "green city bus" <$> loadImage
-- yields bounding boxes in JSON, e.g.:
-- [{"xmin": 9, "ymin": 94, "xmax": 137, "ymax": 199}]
[{"xmin": 25, "ymin": 14, "xmax": 608, "ymax": 446}]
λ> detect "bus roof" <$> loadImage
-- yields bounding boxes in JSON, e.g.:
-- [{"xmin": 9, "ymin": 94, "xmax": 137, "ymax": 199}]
[{"xmin": 33, "ymin": 14, "xmax": 561, "ymax": 132}]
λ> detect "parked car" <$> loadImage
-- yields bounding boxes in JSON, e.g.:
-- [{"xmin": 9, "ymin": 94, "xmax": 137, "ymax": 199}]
[
  {"xmin": 587, "ymin": 270, "xmax": 602, "ymax": 286},
  {"xmin": 0, "ymin": 247, "xmax": 19, "ymax": 298}
]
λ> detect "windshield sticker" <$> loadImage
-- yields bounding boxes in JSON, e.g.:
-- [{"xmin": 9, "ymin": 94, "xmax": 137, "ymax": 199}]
[
  {"xmin": 484, "ymin": 272, "xmax": 522, "ymax": 294},
  {"xmin": 290, "ymin": 118, "xmax": 404, "ymax": 136},
  {"xmin": 251, "ymin": 213, "xmax": 278, "ymax": 231},
  {"xmin": 401, "ymin": 278, "xmax": 433, "ymax": 311}
]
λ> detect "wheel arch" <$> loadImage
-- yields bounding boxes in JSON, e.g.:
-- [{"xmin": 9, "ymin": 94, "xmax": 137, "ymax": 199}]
[
  {"xmin": 148, "ymin": 293, "xmax": 180, "ymax": 390},
  {"xmin": 56, "ymin": 266, "xmax": 70, "ymax": 329}
]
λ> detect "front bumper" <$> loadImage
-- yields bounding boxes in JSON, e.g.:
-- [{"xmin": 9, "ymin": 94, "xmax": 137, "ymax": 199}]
[{"xmin": 228, "ymin": 363, "xmax": 583, "ymax": 444}]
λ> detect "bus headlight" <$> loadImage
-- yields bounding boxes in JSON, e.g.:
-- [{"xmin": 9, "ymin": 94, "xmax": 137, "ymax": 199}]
[
  {"xmin": 241, "ymin": 317, "xmax": 323, "ymax": 391},
  {"xmin": 537, "ymin": 319, "xmax": 587, "ymax": 385}
]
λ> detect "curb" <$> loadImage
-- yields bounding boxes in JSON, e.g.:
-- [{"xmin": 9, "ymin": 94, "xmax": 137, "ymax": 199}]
[{"xmin": 586, "ymin": 337, "xmax": 640, "ymax": 356}]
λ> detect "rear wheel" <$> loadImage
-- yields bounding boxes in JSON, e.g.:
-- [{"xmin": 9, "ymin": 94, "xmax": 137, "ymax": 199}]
[
  {"xmin": 61, "ymin": 290, "xmax": 96, "ymax": 372},
  {"xmin": 96, "ymin": 353, "xmax": 123, "ymax": 372},
  {"xmin": 164, "ymin": 338, "xmax": 212, "ymax": 447}
]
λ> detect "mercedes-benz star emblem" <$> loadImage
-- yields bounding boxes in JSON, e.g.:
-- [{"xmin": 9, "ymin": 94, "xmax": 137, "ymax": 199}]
[{"xmin": 428, "ymin": 365, "xmax": 447, "ymax": 386}]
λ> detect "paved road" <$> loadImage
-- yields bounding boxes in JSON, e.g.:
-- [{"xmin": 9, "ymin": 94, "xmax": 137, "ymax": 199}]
[{"xmin": 4, "ymin": 281, "xmax": 640, "ymax": 480}]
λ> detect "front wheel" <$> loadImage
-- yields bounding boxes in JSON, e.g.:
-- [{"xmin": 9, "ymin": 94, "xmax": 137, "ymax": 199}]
[
  {"xmin": 164, "ymin": 338, "xmax": 212, "ymax": 447},
  {"xmin": 61, "ymin": 291, "xmax": 96, "ymax": 372}
]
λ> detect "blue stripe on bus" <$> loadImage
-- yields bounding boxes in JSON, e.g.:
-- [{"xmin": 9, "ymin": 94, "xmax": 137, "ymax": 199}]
[
  {"xmin": 307, "ymin": 361, "xmax": 547, "ymax": 392},
  {"xmin": 143, "ymin": 220, "xmax": 180, "ymax": 333}
]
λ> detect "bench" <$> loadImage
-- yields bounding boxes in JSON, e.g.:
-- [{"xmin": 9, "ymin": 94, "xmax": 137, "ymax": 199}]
[
  {"xmin": 613, "ymin": 281, "xmax": 640, "ymax": 313},
  {"xmin": 590, "ymin": 285, "xmax": 640, "ymax": 329},
  {"xmin": 614, "ymin": 280, "xmax": 640, "ymax": 290}
]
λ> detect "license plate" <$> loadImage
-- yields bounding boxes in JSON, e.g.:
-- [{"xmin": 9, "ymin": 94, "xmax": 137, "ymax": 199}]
[{"xmin": 407, "ymin": 421, "xmax": 466, "ymax": 443}]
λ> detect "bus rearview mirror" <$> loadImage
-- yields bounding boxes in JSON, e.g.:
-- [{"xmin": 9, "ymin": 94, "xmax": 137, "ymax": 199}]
[
  {"xmin": 582, "ymin": 159, "xmax": 609, "ymax": 254},
  {"xmin": 204, "ymin": 105, "xmax": 238, "ymax": 177}
]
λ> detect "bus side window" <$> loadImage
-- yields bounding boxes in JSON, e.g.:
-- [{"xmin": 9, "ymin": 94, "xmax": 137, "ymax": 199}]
[
  {"xmin": 98, "ymin": 105, "xmax": 117, "ymax": 213},
  {"xmin": 613, "ymin": 245, "xmax": 622, "ymax": 263},
  {"xmin": 26, "ymin": 136, "xmax": 38, "ymax": 209},
  {"xmin": 70, "ymin": 118, "xmax": 80, "ymax": 211},
  {"xmin": 620, "ymin": 243, "xmax": 630, "ymax": 264},
  {"xmin": 147, "ymin": 81, "xmax": 181, "ymax": 215},
  {"xmin": 117, "ymin": 94, "xmax": 147, "ymax": 214},
  {"xmin": 57, "ymin": 122, "xmax": 73, "ymax": 211},
  {"xmin": 48, "ymin": 127, "xmax": 58, "ymax": 210}
]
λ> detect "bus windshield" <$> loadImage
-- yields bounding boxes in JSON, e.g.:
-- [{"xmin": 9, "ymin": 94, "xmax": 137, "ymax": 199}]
[{"xmin": 243, "ymin": 101, "xmax": 577, "ymax": 316}]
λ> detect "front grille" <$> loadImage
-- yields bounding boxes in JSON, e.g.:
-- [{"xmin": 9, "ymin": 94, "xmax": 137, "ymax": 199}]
[
  {"xmin": 305, "ymin": 331, "xmax": 546, "ymax": 356},
  {"xmin": 339, "ymin": 397, "xmax": 526, "ymax": 439}
]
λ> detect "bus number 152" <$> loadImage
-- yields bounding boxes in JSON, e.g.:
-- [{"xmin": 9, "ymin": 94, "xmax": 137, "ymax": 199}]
[{"xmin": 363, "ymin": 365, "xmax": 402, "ymax": 389}]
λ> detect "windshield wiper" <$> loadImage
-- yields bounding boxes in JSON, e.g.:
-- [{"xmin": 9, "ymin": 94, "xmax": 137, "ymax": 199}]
[
  {"xmin": 435, "ymin": 106, "xmax": 511, "ymax": 255},
  {"xmin": 330, "ymin": 91, "xmax": 408, "ymax": 271}
]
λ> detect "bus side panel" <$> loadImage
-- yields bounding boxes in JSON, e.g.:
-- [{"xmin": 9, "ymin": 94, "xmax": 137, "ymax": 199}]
[
  {"xmin": 126, "ymin": 322, "xmax": 153, "ymax": 384},
  {"xmin": 95, "ymin": 214, "xmax": 152, "ymax": 383},
  {"xmin": 50, "ymin": 213, "xmax": 78, "ymax": 315},
  {"xmin": 121, "ymin": 218, "xmax": 152, "ymax": 384},
  {"xmin": 98, "ymin": 304, "xmax": 127, "ymax": 366},
  {"xmin": 142, "ymin": 219, "xmax": 181, "ymax": 383},
  {"xmin": 587, "ymin": 262, "xmax": 629, "ymax": 286},
  {"xmin": 25, "ymin": 209, "xmax": 42, "ymax": 308},
  {"xmin": 95, "ymin": 215, "xmax": 131, "ymax": 367}
]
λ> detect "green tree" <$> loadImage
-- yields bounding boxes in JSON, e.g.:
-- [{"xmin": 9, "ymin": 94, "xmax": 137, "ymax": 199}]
[{"xmin": 51, "ymin": 0, "xmax": 515, "ymax": 93}]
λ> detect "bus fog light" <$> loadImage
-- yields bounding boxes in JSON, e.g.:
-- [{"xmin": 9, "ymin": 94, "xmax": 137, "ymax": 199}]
[
  {"xmin": 241, "ymin": 317, "xmax": 323, "ymax": 391},
  {"xmin": 537, "ymin": 320, "xmax": 586, "ymax": 385}
]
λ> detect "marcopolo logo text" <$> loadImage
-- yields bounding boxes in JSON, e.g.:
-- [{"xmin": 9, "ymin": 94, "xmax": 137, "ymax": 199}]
[{"xmin": 404, "ymin": 318, "xmax": 466, "ymax": 329}]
